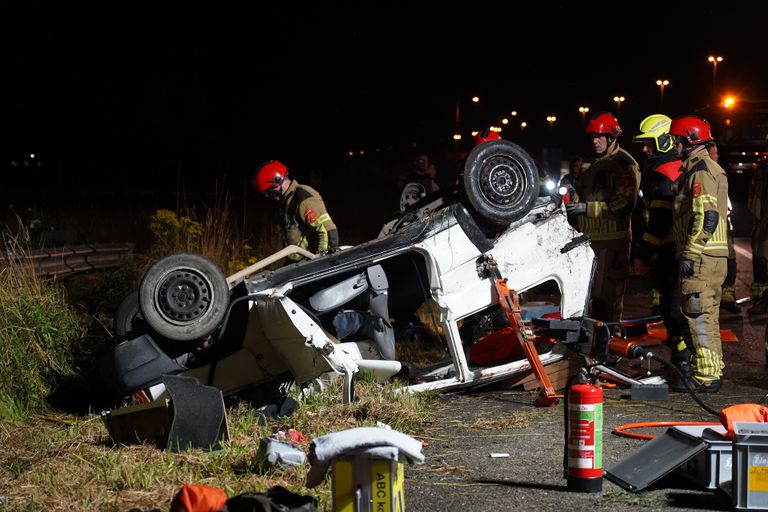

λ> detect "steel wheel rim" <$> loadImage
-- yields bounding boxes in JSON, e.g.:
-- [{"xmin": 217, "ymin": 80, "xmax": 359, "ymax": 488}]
[
  {"xmin": 478, "ymin": 155, "xmax": 528, "ymax": 207},
  {"xmin": 154, "ymin": 267, "xmax": 213, "ymax": 325}
]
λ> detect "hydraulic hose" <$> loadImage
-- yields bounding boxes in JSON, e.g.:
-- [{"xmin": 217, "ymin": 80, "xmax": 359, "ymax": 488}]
[
  {"xmin": 613, "ymin": 421, "xmax": 720, "ymax": 440},
  {"xmin": 622, "ymin": 344, "xmax": 721, "ymax": 417}
]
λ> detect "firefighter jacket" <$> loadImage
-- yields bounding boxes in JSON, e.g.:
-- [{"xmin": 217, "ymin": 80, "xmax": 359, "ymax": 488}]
[
  {"xmin": 674, "ymin": 147, "xmax": 729, "ymax": 261},
  {"xmin": 573, "ymin": 145, "xmax": 640, "ymax": 241},
  {"xmin": 637, "ymin": 151, "xmax": 683, "ymax": 257},
  {"xmin": 748, "ymin": 156, "xmax": 768, "ymax": 223},
  {"xmin": 281, "ymin": 179, "xmax": 338, "ymax": 258}
]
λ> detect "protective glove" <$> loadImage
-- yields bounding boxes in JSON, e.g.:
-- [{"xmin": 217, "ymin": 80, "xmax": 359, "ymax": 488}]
[
  {"xmin": 565, "ymin": 202, "xmax": 587, "ymax": 217},
  {"xmin": 678, "ymin": 259, "xmax": 695, "ymax": 278}
]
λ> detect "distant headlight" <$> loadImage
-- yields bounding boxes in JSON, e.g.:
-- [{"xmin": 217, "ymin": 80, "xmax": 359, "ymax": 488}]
[{"xmin": 558, "ymin": 186, "xmax": 568, "ymax": 196}]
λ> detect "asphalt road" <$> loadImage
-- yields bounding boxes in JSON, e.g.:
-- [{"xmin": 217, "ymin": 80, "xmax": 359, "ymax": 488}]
[{"xmin": 405, "ymin": 237, "xmax": 767, "ymax": 511}]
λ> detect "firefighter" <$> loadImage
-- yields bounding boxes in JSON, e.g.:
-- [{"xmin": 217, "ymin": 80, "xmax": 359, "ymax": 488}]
[
  {"xmin": 747, "ymin": 134, "xmax": 768, "ymax": 315},
  {"xmin": 669, "ymin": 116, "xmax": 729, "ymax": 393},
  {"xmin": 252, "ymin": 160, "xmax": 339, "ymax": 261},
  {"xmin": 567, "ymin": 111, "xmax": 640, "ymax": 322},
  {"xmin": 705, "ymin": 141, "xmax": 740, "ymax": 313},
  {"xmin": 632, "ymin": 114, "xmax": 693, "ymax": 377}
]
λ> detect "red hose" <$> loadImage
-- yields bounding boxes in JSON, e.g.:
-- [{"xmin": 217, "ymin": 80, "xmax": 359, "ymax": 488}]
[{"xmin": 612, "ymin": 421, "xmax": 721, "ymax": 440}]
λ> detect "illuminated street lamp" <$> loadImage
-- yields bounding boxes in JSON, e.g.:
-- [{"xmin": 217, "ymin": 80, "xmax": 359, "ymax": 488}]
[
  {"xmin": 656, "ymin": 79, "xmax": 669, "ymax": 109},
  {"xmin": 708, "ymin": 55, "xmax": 723, "ymax": 94},
  {"xmin": 546, "ymin": 116, "xmax": 557, "ymax": 131},
  {"xmin": 613, "ymin": 96, "xmax": 625, "ymax": 112},
  {"xmin": 520, "ymin": 121, "xmax": 527, "ymax": 131},
  {"xmin": 578, "ymin": 106, "xmax": 590, "ymax": 124}
]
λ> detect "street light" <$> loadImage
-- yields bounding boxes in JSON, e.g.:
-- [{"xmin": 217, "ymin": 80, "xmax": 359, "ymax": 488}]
[
  {"xmin": 578, "ymin": 106, "xmax": 590, "ymax": 124},
  {"xmin": 546, "ymin": 116, "xmax": 557, "ymax": 130},
  {"xmin": 708, "ymin": 55, "xmax": 723, "ymax": 94},
  {"xmin": 613, "ymin": 96, "xmax": 625, "ymax": 112},
  {"xmin": 520, "ymin": 121, "xmax": 527, "ymax": 131},
  {"xmin": 656, "ymin": 79, "xmax": 669, "ymax": 109}
]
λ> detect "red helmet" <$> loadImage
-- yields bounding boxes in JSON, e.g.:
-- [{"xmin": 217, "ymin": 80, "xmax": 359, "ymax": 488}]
[
  {"xmin": 586, "ymin": 112, "xmax": 622, "ymax": 138},
  {"xmin": 253, "ymin": 160, "xmax": 288, "ymax": 195},
  {"xmin": 669, "ymin": 115, "xmax": 714, "ymax": 146},
  {"xmin": 475, "ymin": 128, "xmax": 501, "ymax": 146}
]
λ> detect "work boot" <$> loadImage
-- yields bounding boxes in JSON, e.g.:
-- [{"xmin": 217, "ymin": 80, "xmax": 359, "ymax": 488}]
[
  {"xmin": 669, "ymin": 346, "xmax": 693, "ymax": 380},
  {"xmin": 720, "ymin": 301, "xmax": 741, "ymax": 313},
  {"xmin": 748, "ymin": 291, "xmax": 768, "ymax": 315},
  {"xmin": 670, "ymin": 377, "xmax": 722, "ymax": 393}
]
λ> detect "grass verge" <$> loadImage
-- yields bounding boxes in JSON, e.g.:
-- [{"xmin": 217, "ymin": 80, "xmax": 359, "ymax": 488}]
[{"xmin": 0, "ymin": 378, "xmax": 435, "ymax": 511}]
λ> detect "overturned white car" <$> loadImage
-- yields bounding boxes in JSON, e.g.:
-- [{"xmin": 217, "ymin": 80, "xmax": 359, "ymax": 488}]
[{"xmin": 99, "ymin": 140, "xmax": 596, "ymax": 406}]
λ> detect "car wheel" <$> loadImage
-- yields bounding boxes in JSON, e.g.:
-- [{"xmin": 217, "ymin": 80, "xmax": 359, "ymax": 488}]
[
  {"xmin": 462, "ymin": 140, "xmax": 539, "ymax": 228},
  {"xmin": 114, "ymin": 290, "xmax": 144, "ymax": 338},
  {"xmin": 138, "ymin": 253, "xmax": 230, "ymax": 342}
]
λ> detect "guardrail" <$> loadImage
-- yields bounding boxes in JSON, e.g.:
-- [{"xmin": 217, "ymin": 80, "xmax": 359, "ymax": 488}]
[{"xmin": 3, "ymin": 243, "xmax": 134, "ymax": 277}]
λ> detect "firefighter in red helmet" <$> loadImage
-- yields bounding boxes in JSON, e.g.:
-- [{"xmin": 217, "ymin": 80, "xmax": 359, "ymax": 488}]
[
  {"xmin": 566, "ymin": 111, "xmax": 641, "ymax": 322},
  {"xmin": 252, "ymin": 160, "xmax": 339, "ymax": 261},
  {"xmin": 632, "ymin": 114, "xmax": 693, "ymax": 378},
  {"xmin": 474, "ymin": 128, "xmax": 501, "ymax": 146},
  {"xmin": 668, "ymin": 115, "xmax": 728, "ymax": 393}
]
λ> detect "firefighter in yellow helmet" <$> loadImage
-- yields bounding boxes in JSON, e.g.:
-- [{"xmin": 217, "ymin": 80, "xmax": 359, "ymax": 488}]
[
  {"xmin": 632, "ymin": 114, "xmax": 693, "ymax": 378},
  {"xmin": 253, "ymin": 160, "xmax": 339, "ymax": 261},
  {"xmin": 567, "ymin": 111, "xmax": 640, "ymax": 322},
  {"xmin": 669, "ymin": 116, "xmax": 729, "ymax": 393}
]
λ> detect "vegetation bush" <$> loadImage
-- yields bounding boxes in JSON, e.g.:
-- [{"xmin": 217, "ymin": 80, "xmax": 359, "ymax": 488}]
[{"xmin": 0, "ymin": 230, "xmax": 86, "ymax": 419}]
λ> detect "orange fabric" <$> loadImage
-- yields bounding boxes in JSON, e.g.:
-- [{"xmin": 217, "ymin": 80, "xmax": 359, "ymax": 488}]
[
  {"xmin": 170, "ymin": 484, "xmax": 228, "ymax": 512},
  {"xmin": 720, "ymin": 404, "xmax": 768, "ymax": 440}
]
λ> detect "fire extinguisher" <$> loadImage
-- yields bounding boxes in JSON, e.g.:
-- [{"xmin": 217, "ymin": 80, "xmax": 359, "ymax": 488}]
[{"xmin": 565, "ymin": 376, "xmax": 603, "ymax": 492}]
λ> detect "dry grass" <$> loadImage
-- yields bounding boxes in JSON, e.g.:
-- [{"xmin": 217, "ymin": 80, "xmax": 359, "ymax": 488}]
[{"xmin": 0, "ymin": 378, "xmax": 435, "ymax": 511}]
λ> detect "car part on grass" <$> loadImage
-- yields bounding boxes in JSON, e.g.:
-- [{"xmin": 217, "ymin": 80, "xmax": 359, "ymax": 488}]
[
  {"xmin": 139, "ymin": 252, "xmax": 230, "ymax": 342},
  {"xmin": 102, "ymin": 374, "xmax": 227, "ymax": 451}
]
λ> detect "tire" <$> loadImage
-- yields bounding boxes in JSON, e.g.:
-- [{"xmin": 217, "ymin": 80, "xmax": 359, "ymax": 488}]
[
  {"xmin": 462, "ymin": 139, "xmax": 539, "ymax": 228},
  {"xmin": 114, "ymin": 290, "xmax": 143, "ymax": 338},
  {"xmin": 138, "ymin": 253, "xmax": 230, "ymax": 342}
]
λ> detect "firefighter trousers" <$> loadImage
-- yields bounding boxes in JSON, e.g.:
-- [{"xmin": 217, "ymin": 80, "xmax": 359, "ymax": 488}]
[
  {"xmin": 589, "ymin": 238, "xmax": 630, "ymax": 323},
  {"xmin": 678, "ymin": 255, "xmax": 728, "ymax": 382}
]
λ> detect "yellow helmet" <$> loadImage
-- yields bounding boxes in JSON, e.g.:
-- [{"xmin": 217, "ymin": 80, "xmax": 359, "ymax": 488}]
[{"xmin": 633, "ymin": 114, "xmax": 673, "ymax": 153}]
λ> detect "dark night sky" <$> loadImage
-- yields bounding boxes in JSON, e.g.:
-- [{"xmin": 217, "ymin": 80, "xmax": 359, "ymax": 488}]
[{"xmin": 5, "ymin": 2, "xmax": 768, "ymax": 188}]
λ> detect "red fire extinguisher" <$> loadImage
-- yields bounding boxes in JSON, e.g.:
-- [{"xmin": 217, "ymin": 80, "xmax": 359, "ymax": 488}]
[{"xmin": 566, "ymin": 381, "xmax": 603, "ymax": 492}]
